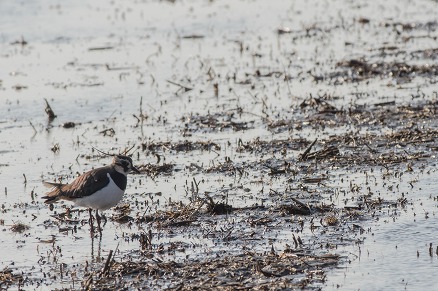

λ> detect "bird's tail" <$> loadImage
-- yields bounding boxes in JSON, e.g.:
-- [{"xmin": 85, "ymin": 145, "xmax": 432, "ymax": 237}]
[
  {"xmin": 42, "ymin": 181, "xmax": 64, "ymax": 188},
  {"xmin": 41, "ymin": 181, "xmax": 64, "ymax": 204}
]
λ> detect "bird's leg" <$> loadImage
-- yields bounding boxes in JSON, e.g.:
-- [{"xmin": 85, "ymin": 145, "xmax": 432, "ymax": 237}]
[
  {"xmin": 96, "ymin": 209, "xmax": 102, "ymax": 233},
  {"xmin": 88, "ymin": 208, "xmax": 93, "ymax": 224},
  {"xmin": 88, "ymin": 208, "xmax": 95, "ymax": 233}
]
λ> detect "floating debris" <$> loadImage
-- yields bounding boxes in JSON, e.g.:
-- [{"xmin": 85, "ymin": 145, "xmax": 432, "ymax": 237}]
[{"xmin": 62, "ymin": 122, "xmax": 76, "ymax": 128}]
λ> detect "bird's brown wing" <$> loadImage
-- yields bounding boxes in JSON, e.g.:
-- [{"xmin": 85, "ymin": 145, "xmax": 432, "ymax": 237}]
[{"xmin": 42, "ymin": 166, "xmax": 112, "ymax": 203}]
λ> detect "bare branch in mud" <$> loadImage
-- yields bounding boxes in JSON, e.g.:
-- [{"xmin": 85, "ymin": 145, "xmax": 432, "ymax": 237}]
[
  {"xmin": 299, "ymin": 138, "xmax": 317, "ymax": 161},
  {"xmin": 44, "ymin": 98, "xmax": 57, "ymax": 120},
  {"xmin": 100, "ymin": 250, "xmax": 114, "ymax": 277}
]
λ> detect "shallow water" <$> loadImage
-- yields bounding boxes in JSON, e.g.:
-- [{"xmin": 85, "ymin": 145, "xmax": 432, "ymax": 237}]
[
  {"xmin": 327, "ymin": 168, "xmax": 438, "ymax": 290},
  {"xmin": 1, "ymin": 0, "xmax": 438, "ymax": 289}
]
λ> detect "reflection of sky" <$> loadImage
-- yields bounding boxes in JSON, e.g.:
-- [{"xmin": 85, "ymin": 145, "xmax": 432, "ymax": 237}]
[
  {"xmin": 0, "ymin": 0, "xmax": 294, "ymax": 122},
  {"xmin": 1, "ymin": 0, "xmax": 436, "ymax": 43},
  {"xmin": 0, "ymin": 0, "xmax": 287, "ymax": 43}
]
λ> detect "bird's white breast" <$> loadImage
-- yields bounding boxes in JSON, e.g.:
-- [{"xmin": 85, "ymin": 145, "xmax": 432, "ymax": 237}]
[{"xmin": 74, "ymin": 173, "xmax": 125, "ymax": 210}]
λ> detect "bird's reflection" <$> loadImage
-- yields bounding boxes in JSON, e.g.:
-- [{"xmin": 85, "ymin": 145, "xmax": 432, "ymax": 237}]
[{"xmin": 90, "ymin": 232, "xmax": 102, "ymax": 263}]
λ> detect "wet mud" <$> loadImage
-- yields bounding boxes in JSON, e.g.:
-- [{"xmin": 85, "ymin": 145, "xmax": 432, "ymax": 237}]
[{"xmin": 1, "ymin": 0, "xmax": 438, "ymax": 290}]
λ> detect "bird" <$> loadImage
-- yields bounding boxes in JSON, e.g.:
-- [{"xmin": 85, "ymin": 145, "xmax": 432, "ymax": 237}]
[{"xmin": 42, "ymin": 154, "xmax": 140, "ymax": 232}]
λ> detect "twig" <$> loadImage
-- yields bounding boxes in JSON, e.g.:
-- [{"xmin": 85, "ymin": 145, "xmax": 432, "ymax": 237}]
[
  {"xmin": 44, "ymin": 98, "xmax": 57, "ymax": 119},
  {"xmin": 83, "ymin": 274, "xmax": 93, "ymax": 290},
  {"xmin": 291, "ymin": 197, "xmax": 311, "ymax": 214},
  {"xmin": 299, "ymin": 139, "xmax": 317, "ymax": 161},
  {"xmin": 29, "ymin": 121, "xmax": 37, "ymax": 134},
  {"xmin": 122, "ymin": 144, "xmax": 136, "ymax": 155},
  {"xmin": 166, "ymin": 80, "xmax": 193, "ymax": 93},
  {"xmin": 364, "ymin": 143, "xmax": 378, "ymax": 153},
  {"xmin": 100, "ymin": 250, "xmax": 113, "ymax": 277}
]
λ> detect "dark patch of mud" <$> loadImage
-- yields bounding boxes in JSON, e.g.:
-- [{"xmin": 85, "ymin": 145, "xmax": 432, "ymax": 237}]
[
  {"xmin": 81, "ymin": 205, "xmax": 335, "ymax": 289},
  {"xmin": 268, "ymin": 97, "xmax": 438, "ymax": 133},
  {"xmin": 94, "ymin": 252, "xmax": 337, "ymax": 290},
  {"xmin": 142, "ymin": 140, "xmax": 221, "ymax": 153},
  {"xmin": 78, "ymin": 187, "xmax": 397, "ymax": 290},
  {"xmin": 331, "ymin": 59, "xmax": 438, "ymax": 84},
  {"xmin": 181, "ymin": 112, "xmax": 254, "ymax": 134}
]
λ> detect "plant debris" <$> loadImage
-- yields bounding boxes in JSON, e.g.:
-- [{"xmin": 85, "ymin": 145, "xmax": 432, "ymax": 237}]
[
  {"xmin": 137, "ymin": 163, "xmax": 174, "ymax": 177},
  {"xmin": 10, "ymin": 222, "xmax": 29, "ymax": 233},
  {"xmin": 142, "ymin": 140, "xmax": 220, "ymax": 153}
]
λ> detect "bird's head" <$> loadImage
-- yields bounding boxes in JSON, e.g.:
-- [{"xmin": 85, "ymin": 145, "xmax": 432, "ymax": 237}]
[{"xmin": 113, "ymin": 155, "xmax": 140, "ymax": 175}]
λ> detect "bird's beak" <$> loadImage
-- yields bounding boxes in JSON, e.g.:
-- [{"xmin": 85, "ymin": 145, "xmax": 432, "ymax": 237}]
[{"xmin": 131, "ymin": 165, "xmax": 141, "ymax": 174}]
